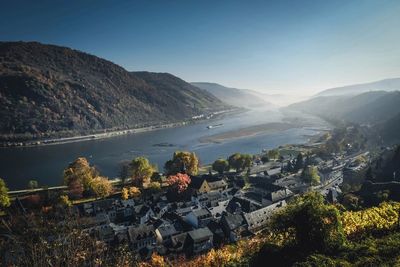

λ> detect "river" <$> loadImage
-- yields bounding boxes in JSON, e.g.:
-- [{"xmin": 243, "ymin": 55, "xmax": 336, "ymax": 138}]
[{"xmin": 0, "ymin": 108, "xmax": 328, "ymax": 190}]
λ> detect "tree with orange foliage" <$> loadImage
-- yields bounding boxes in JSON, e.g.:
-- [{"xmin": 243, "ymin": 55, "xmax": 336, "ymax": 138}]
[{"xmin": 166, "ymin": 173, "xmax": 191, "ymax": 193}]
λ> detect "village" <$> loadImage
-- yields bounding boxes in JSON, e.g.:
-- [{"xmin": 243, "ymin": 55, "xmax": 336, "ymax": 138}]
[{"xmin": 60, "ymin": 141, "xmax": 369, "ymax": 260}]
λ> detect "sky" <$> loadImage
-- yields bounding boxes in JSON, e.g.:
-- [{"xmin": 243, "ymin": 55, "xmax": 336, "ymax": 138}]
[{"xmin": 1, "ymin": 0, "xmax": 400, "ymax": 94}]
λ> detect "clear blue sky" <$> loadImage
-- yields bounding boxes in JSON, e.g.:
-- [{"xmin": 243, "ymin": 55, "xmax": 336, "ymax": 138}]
[{"xmin": 1, "ymin": 0, "xmax": 400, "ymax": 94}]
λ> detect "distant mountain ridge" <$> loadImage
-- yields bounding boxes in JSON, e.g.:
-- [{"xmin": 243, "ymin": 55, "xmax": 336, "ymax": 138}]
[
  {"xmin": 288, "ymin": 90, "xmax": 400, "ymax": 143},
  {"xmin": 191, "ymin": 82, "xmax": 273, "ymax": 108},
  {"xmin": 0, "ymin": 41, "xmax": 229, "ymax": 141},
  {"xmin": 316, "ymin": 78, "xmax": 400, "ymax": 97}
]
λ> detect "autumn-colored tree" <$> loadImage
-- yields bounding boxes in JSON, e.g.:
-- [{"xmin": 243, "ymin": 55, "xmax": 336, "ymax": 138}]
[
  {"xmin": 212, "ymin": 158, "xmax": 229, "ymax": 174},
  {"xmin": 167, "ymin": 173, "xmax": 191, "ymax": 193},
  {"xmin": 164, "ymin": 151, "xmax": 199, "ymax": 175},
  {"xmin": 89, "ymin": 176, "xmax": 113, "ymax": 198},
  {"xmin": 121, "ymin": 187, "xmax": 129, "ymax": 200},
  {"xmin": 63, "ymin": 157, "xmax": 97, "ymax": 191},
  {"xmin": 59, "ymin": 195, "xmax": 72, "ymax": 207},
  {"xmin": 129, "ymin": 157, "xmax": 156, "ymax": 187},
  {"xmin": 129, "ymin": 186, "xmax": 141, "ymax": 198},
  {"xmin": 0, "ymin": 178, "xmax": 10, "ymax": 209},
  {"xmin": 147, "ymin": 181, "xmax": 161, "ymax": 192}
]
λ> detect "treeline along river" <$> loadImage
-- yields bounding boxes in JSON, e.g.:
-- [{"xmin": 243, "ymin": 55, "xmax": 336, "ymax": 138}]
[{"xmin": 0, "ymin": 108, "xmax": 328, "ymax": 190}]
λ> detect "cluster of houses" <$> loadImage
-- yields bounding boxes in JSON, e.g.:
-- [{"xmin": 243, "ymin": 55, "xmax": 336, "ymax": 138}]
[
  {"xmin": 76, "ymin": 173, "xmax": 291, "ymax": 259},
  {"xmin": 75, "ymin": 149, "xmax": 366, "ymax": 259}
]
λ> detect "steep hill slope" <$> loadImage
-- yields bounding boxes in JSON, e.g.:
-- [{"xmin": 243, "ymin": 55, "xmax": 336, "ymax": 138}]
[
  {"xmin": 191, "ymin": 82, "xmax": 273, "ymax": 108},
  {"xmin": 288, "ymin": 91, "xmax": 400, "ymax": 124},
  {"xmin": 288, "ymin": 91, "xmax": 400, "ymax": 143},
  {"xmin": 0, "ymin": 42, "xmax": 229, "ymax": 141},
  {"xmin": 316, "ymin": 78, "xmax": 400, "ymax": 97}
]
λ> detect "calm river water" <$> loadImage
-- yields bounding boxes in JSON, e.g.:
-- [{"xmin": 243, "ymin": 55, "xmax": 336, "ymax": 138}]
[{"xmin": 0, "ymin": 109, "xmax": 327, "ymax": 189}]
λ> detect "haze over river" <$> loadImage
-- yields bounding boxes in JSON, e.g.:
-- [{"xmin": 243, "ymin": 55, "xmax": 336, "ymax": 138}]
[{"xmin": 0, "ymin": 108, "xmax": 328, "ymax": 190}]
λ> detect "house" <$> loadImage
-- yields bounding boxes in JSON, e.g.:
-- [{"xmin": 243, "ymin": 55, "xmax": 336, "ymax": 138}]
[
  {"xmin": 190, "ymin": 177, "xmax": 211, "ymax": 193},
  {"xmin": 248, "ymin": 177, "xmax": 293, "ymax": 202},
  {"xmin": 183, "ymin": 227, "xmax": 214, "ymax": 255},
  {"xmin": 208, "ymin": 199, "xmax": 229, "ymax": 220},
  {"xmin": 265, "ymin": 167, "xmax": 282, "ymax": 177},
  {"xmin": 244, "ymin": 200, "xmax": 286, "ymax": 233},
  {"xmin": 155, "ymin": 222, "xmax": 179, "ymax": 245},
  {"xmin": 207, "ymin": 180, "xmax": 228, "ymax": 191},
  {"xmin": 192, "ymin": 190, "xmax": 230, "ymax": 208},
  {"xmin": 226, "ymin": 196, "xmax": 262, "ymax": 213},
  {"xmin": 190, "ymin": 175, "xmax": 228, "ymax": 193},
  {"xmin": 185, "ymin": 208, "xmax": 212, "ymax": 228},
  {"xmin": 128, "ymin": 224, "xmax": 156, "ymax": 251},
  {"xmin": 221, "ymin": 213, "xmax": 247, "ymax": 242},
  {"xmin": 135, "ymin": 205, "xmax": 155, "ymax": 224},
  {"xmin": 170, "ymin": 232, "xmax": 188, "ymax": 253}
]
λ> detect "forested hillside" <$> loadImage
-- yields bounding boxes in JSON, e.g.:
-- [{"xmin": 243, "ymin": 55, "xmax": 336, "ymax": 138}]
[{"xmin": 0, "ymin": 42, "xmax": 229, "ymax": 141}]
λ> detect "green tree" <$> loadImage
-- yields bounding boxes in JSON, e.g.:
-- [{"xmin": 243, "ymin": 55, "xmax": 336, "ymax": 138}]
[
  {"xmin": 228, "ymin": 153, "xmax": 253, "ymax": 172},
  {"xmin": 28, "ymin": 180, "xmax": 38, "ymax": 190},
  {"xmin": 89, "ymin": 176, "xmax": 113, "ymax": 198},
  {"xmin": 63, "ymin": 157, "xmax": 97, "ymax": 191},
  {"xmin": 119, "ymin": 160, "xmax": 131, "ymax": 185},
  {"xmin": 164, "ymin": 151, "xmax": 199, "ymax": 176},
  {"xmin": 129, "ymin": 157, "xmax": 156, "ymax": 187},
  {"xmin": 302, "ymin": 166, "xmax": 321, "ymax": 186},
  {"xmin": 271, "ymin": 192, "xmax": 346, "ymax": 253},
  {"xmin": 267, "ymin": 149, "xmax": 280, "ymax": 160},
  {"xmin": 212, "ymin": 158, "xmax": 229, "ymax": 174},
  {"xmin": 0, "ymin": 178, "xmax": 10, "ymax": 209},
  {"xmin": 261, "ymin": 154, "xmax": 269, "ymax": 163}
]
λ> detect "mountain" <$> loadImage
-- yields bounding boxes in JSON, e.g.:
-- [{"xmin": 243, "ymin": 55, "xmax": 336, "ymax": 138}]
[
  {"xmin": 242, "ymin": 89, "xmax": 310, "ymax": 107},
  {"xmin": 380, "ymin": 112, "xmax": 400, "ymax": 144},
  {"xmin": 288, "ymin": 91, "xmax": 400, "ymax": 124},
  {"xmin": 288, "ymin": 91, "xmax": 400, "ymax": 143},
  {"xmin": 0, "ymin": 42, "xmax": 229, "ymax": 141},
  {"xmin": 191, "ymin": 82, "xmax": 273, "ymax": 108},
  {"xmin": 316, "ymin": 78, "xmax": 400, "ymax": 97}
]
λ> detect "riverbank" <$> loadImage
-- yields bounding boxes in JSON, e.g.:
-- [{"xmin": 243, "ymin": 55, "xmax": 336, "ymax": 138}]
[
  {"xmin": 199, "ymin": 122, "xmax": 297, "ymax": 143},
  {"xmin": 1, "ymin": 108, "xmax": 240, "ymax": 148}
]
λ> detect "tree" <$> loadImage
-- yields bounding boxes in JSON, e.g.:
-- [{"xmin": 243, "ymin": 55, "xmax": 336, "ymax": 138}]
[
  {"xmin": 228, "ymin": 153, "xmax": 252, "ymax": 172},
  {"xmin": 0, "ymin": 178, "xmax": 10, "ymax": 209},
  {"xmin": 63, "ymin": 157, "xmax": 97, "ymax": 191},
  {"xmin": 89, "ymin": 176, "xmax": 113, "ymax": 198},
  {"xmin": 261, "ymin": 154, "xmax": 269, "ymax": 163},
  {"xmin": 271, "ymin": 192, "xmax": 345, "ymax": 253},
  {"xmin": 167, "ymin": 173, "xmax": 191, "ymax": 193},
  {"xmin": 267, "ymin": 149, "xmax": 280, "ymax": 160},
  {"xmin": 147, "ymin": 181, "xmax": 161, "ymax": 193},
  {"xmin": 212, "ymin": 158, "xmax": 229, "ymax": 174},
  {"xmin": 302, "ymin": 166, "xmax": 321, "ymax": 186},
  {"xmin": 129, "ymin": 157, "xmax": 156, "ymax": 187},
  {"xmin": 59, "ymin": 195, "xmax": 72, "ymax": 207},
  {"xmin": 129, "ymin": 186, "xmax": 141, "ymax": 198},
  {"xmin": 164, "ymin": 151, "xmax": 199, "ymax": 175},
  {"xmin": 119, "ymin": 160, "xmax": 132, "ymax": 185},
  {"xmin": 294, "ymin": 153, "xmax": 304, "ymax": 171},
  {"xmin": 68, "ymin": 179, "xmax": 84, "ymax": 200},
  {"xmin": 121, "ymin": 187, "xmax": 129, "ymax": 200},
  {"xmin": 28, "ymin": 180, "xmax": 38, "ymax": 190}
]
